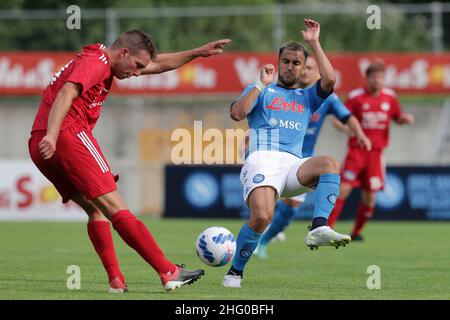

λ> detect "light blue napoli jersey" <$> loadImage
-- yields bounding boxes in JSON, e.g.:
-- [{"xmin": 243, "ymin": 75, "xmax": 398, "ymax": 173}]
[
  {"xmin": 302, "ymin": 93, "xmax": 351, "ymax": 157},
  {"xmin": 241, "ymin": 80, "xmax": 330, "ymax": 159}
]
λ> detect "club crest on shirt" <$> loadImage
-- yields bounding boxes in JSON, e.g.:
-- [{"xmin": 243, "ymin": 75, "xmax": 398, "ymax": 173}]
[
  {"xmin": 295, "ymin": 89, "xmax": 304, "ymax": 96},
  {"xmin": 381, "ymin": 102, "xmax": 390, "ymax": 111},
  {"xmin": 253, "ymin": 174, "xmax": 265, "ymax": 183}
]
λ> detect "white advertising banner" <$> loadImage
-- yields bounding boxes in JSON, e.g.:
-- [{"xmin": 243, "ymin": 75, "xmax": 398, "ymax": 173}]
[{"xmin": 0, "ymin": 160, "xmax": 86, "ymax": 221}]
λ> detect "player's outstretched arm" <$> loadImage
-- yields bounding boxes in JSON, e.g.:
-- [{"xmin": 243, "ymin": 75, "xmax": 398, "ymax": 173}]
[
  {"xmin": 332, "ymin": 117, "xmax": 351, "ymax": 134},
  {"xmin": 141, "ymin": 39, "xmax": 231, "ymax": 75},
  {"xmin": 230, "ymin": 64, "xmax": 275, "ymax": 121},
  {"xmin": 39, "ymin": 82, "xmax": 81, "ymax": 160},
  {"xmin": 346, "ymin": 116, "xmax": 372, "ymax": 150},
  {"xmin": 394, "ymin": 113, "xmax": 415, "ymax": 125},
  {"xmin": 301, "ymin": 19, "xmax": 335, "ymax": 93}
]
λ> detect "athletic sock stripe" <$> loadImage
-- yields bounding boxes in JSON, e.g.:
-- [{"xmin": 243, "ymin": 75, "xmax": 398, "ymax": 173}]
[
  {"xmin": 77, "ymin": 132, "xmax": 108, "ymax": 173},
  {"xmin": 80, "ymin": 131, "xmax": 109, "ymax": 173}
]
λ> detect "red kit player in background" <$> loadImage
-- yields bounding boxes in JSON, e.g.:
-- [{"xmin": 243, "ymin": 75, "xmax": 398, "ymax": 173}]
[
  {"xmin": 28, "ymin": 30, "xmax": 231, "ymax": 293},
  {"xmin": 327, "ymin": 60, "xmax": 414, "ymax": 240}
]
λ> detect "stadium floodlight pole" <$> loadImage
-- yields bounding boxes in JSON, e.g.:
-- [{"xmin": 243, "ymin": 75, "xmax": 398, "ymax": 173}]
[
  {"xmin": 431, "ymin": 1, "xmax": 444, "ymax": 53},
  {"xmin": 273, "ymin": 4, "xmax": 285, "ymax": 50},
  {"xmin": 105, "ymin": 8, "xmax": 119, "ymax": 46}
]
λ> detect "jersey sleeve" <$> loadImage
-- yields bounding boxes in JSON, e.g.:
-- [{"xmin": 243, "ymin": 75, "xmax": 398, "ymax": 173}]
[
  {"xmin": 390, "ymin": 95, "xmax": 402, "ymax": 120},
  {"xmin": 66, "ymin": 55, "xmax": 108, "ymax": 95},
  {"xmin": 328, "ymin": 93, "xmax": 352, "ymax": 123},
  {"xmin": 305, "ymin": 79, "xmax": 333, "ymax": 113},
  {"xmin": 234, "ymin": 83, "xmax": 260, "ymax": 114},
  {"xmin": 344, "ymin": 96, "xmax": 356, "ymax": 113}
]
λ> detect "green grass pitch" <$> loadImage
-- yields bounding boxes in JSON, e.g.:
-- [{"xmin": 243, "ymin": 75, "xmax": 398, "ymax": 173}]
[{"xmin": 0, "ymin": 218, "xmax": 449, "ymax": 300}]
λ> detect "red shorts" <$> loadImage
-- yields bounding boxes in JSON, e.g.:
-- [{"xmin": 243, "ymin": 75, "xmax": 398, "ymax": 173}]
[
  {"xmin": 28, "ymin": 123, "xmax": 117, "ymax": 203},
  {"xmin": 341, "ymin": 147, "xmax": 385, "ymax": 192}
]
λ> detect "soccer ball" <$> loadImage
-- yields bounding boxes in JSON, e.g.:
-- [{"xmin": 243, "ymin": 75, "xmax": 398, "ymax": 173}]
[{"xmin": 195, "ymin": 226, "xmax": 236, "ymax": 267}]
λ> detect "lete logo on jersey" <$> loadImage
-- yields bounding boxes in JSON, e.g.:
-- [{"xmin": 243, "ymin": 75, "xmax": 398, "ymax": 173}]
[{"xmin": 265, "ymin": 98, "xmax": 304, "ymax": 113}]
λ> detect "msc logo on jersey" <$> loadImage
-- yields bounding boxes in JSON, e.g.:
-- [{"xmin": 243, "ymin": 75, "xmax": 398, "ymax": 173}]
[
  {"xmin": 279, "ymin": 120, "xmax": 301, "ymax": 131},
  {"xmin": 269, "ymin": 118, "xmax": 278, "ymax": 127},
  {"xmin": 269, "ymin": 118, "xmax": 301, "ymax": 131},
  {"xmin": 266, "ymin": 98, "xmax": 304, "ymax": 113}
]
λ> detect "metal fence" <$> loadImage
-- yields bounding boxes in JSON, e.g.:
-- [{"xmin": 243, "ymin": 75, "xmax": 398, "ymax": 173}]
[{"xmin": 0, "ymin": 2, "xmax": 448, "ymax": 52}]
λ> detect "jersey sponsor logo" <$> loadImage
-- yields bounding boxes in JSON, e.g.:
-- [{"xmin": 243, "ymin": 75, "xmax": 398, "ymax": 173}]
[
  {"xmin": 88, "ymin": 101, "xmax": 103, "ymax": 109},
  {"xmin": 265, "ymin": 97, "xmax": 304, "ymax": 113},
  {"xmin": 269, "ymin": 117, "xmax": 278, "ymax": 127},
  {"xmin": 253, "ymin": 174, "xmax": 265, "ymax": 183},
  {"xmin": 279, "ymin": 119, "xmax": 301, "ymax": 131},
  {"xmin": 362, "ymin": 111, "xmax": 388, "ymax": 122}
]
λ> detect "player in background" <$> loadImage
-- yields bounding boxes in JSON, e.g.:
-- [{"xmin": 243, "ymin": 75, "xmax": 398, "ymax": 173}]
[
  {"xmin": 28, "ymin": 29, "xmax": 231, "ymax": 293},
  {"xmin": 327, "ymin": 60, "xmax": 414, "ymax": 240},
  {"xmin": 224, "ymin": 19, "xmax": 350, "ymax": 289},
  {"xmin": 254, "ymin": 55, "xmax": 371, "ymax": 258}
]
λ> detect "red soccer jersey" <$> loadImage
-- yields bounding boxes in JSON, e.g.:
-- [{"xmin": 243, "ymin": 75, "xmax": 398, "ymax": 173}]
[
  {"xmin": 31, "ymin": 43, "xmax": 113, "ymax": 133},
  {"xmin": 345, "ymin": 87, "xmax": 401, "ymax": 150}
]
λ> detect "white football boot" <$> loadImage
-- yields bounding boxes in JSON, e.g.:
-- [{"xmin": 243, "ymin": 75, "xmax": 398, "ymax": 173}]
[
  {"xmin": 273, "ymin": 231, "xmax": 287, "ymax": 242},
  {"xmin": 305, "ymin": 226, "xmax": 351, "ymax": 250},
  {"xmin": 223, "ymin": 275, "xmax": 242, "ymax": 288}
]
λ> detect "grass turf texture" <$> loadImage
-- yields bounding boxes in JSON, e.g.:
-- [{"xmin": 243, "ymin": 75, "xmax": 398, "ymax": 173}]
[{"xmin": 0, "ymin": 219, "xmax": 449, "ymax": 300}]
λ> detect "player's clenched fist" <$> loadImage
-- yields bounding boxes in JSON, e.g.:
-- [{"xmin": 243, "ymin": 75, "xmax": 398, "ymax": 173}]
[
  {"xmin": 39, "ymin": 134, "xmax": 57, "ymax": 160},
  {"xmin": 260, "ymin": 64, "xmax": 276, "ymax": 86}
]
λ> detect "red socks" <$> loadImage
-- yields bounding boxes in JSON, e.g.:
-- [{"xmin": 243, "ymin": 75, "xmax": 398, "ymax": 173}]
[
  {"xmin": 87, "ymin": 220, "xmax": 124, "ymax": 283},
  {"xmin": 352, "ymin": 204, "xmax": 374, "ymax": 236},
  {"xmin": 327, "ymin": 197, "xmax": 345, "ymax": 228},
  {"xmin": 111, "ymin": 210, "xmax": 176, "ymax": 275}
]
